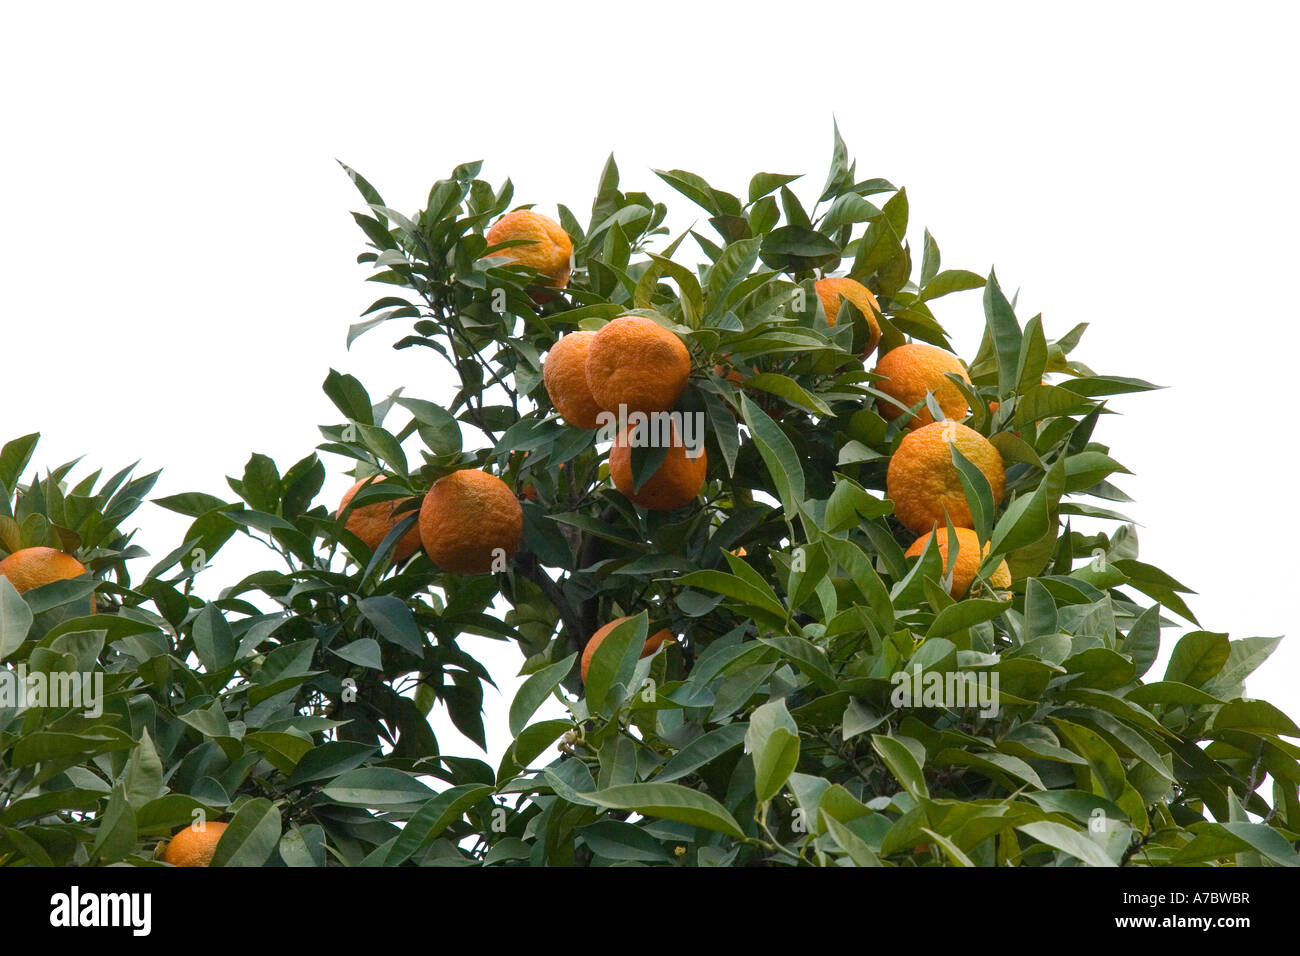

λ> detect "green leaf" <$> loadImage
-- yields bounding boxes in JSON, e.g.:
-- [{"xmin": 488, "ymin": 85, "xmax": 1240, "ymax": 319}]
[
  {"xmin": 1016, "ymin": 821, "xmax": 1116, "ymax": 867},
  {"xmin": 920, "ymin": 828, "xmax": 977, "ymax": 867},
  {"xmin": 656, "ymin": 724, "xmax": 748, "ymax": 783},
  {"xmin": 357, "ymin": 595, "xmax": 425, "ymax": 656},
  {"xmin": 922, "ymin": 270, "xmax": 985, "ymax": 301},
  {"xmin": 579, "ymin": 820, "xmax": 672, "ymax": 862},
  {"xmin": 286, "ymin": 741, "xmax": 378, "ymax": 787},
  {"xmin": 209, "ymin": 799, "xmax": 281, "ymax": 867},
  {"xmin": 386, "ymin": 784, "xmax": 496, "ymax": 864},
  {"xmin": 122, "ymin": 729, "xmax": 165, "ymax": 809},
  {"xmin": 0, "ymin": 433, "xmax": 40, "ymax": 490},
  {"xmin": 0, "ymin": 576, "xmax": 34, "ymax": 662},
  {"xmin": 508, "ymin": 653, "xmax": 576, "ymax": 736},
  {"xmin": 744, "ymin": 373, "xmax": 832, "ymax": 417},
  {"xmin": 1164, "ymin": 631, "xmax": 1229, "ymax": 687},
  {"xmin": 191, "ymin": 605, "xmax": 235, "ymax": 672},
  {"xmin": 580, "ymin": 783, "xmax": 745, "ymax": 838},
  {"xmin": 746, "ymin": 699, "xmax": 801, "ymax": 802},
  {"xmin": 871, "ymin": 735, "xmax": 928, "ymax": 799},
  {"xmin": 748, "ymin": 172, "xmax": 802, "ymax": 204},
  {"xmin": 320, "ymin": 768, "xmax": 436, "ymax": 808},
  {"xmin": 322, "ymin": 369, "xmax": 374, "ymax": 425},
  {"xmin": 823, "ymin": 813, "xmax": 882, "ymax": 866},
  {"xmin": 740, "ymin": 394, "xmax": 804, "ymax": 518},
  {"xmin": 1208, "ymin": 699, "xmax": 1300, "ymax": 737},
  {"xmin": 984, "ymin": 271, "xmax": 1023, "ymax": 400}
]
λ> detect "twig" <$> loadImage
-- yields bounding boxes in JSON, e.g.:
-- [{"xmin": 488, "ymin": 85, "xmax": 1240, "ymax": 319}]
[{"xmin": 515, "ymin": 546, "xmax": 586, "ymax": 654}]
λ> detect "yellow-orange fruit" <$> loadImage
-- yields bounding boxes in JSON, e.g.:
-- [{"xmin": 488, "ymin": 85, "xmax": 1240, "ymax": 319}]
[
  {"xmin": 485, "ymin": 209, "xmax": 573, "ymax": 289},
  {"xmin": 419, "ymin": 470, "xmax": 523, "ymax": 574},
  {"xmin": 872, "ymin": 343, "xmax": 971, "ymax": 429},
  {"xmin": 887, "ymin": 421, "xmax": 1006, "ymax": 535},
  {"xmin": 161, "ymin": 821, "xmax": 228, "ymax": 867},
  {"xmin": 337, "ymin": 477, "xmax": 422, "ymax": 561},
  {"xmin": 543, "ymin": 331, "xmax": 604, "ymax": 429},
  {"xmin": 0, "ymin": 546, "xmax": 86, "ymax": 593},
  {"xmin": 586, "ymin": 316, "xmax": 691, "ymax": 415},
  {"xmin": 609, "ymin": 427, "xmax": 707, "ymax": 511},
  {"xmin": 814, "ymin": 276, "xmax": 883, "ymax": 358},
  {"xmin": 905, "ymin": 527, "xmax": 1012, "ymax": 597},
  {"xmin": 580, "ymin": 616, "xmax": 675, "ymax": 683}
]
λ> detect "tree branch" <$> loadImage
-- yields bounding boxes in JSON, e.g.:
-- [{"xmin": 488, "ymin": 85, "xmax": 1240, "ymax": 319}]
[{"xmin": 515, "ymin": 546, "xmax": 586, "ymax": 654}]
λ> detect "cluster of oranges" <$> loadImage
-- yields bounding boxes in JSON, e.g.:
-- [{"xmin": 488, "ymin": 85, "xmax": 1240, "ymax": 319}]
[
  {"xmin": 872, "ymin": 345, "xmax": 1011, "ymax": 597},
  {"xmin": 544, "ymin": 317, "xmax": 704, "ymax": 513},
  {"xmin": 338, "ymin": 469, "xmax": 522, "ymax": 576}
]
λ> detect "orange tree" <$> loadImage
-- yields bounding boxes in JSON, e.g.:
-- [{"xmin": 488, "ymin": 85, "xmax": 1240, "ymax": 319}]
[{"xmin": 1, "ymin": 129, "xmax": 1297, "ymax": 866}]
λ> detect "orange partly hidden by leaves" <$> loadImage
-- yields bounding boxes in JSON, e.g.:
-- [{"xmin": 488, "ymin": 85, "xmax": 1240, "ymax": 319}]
[
  {"xmin": 581, "ymin": 616, "xmax": 675, "ymax": 683},
  {"xmin": 419, "ymin": 469, "xmax": 523, "ymax": 574},
  {"xmin": 0, "ymin": 546, "xmax": 87, "ymax": 594},
  {"xmin": 609, "ymin": 427, "xmax": 707, "ymax": 511},
  {"xmin": 713, "ymin": 363, "xmax": 743, "ymax": 384},
  {"xmin": 543, "ymin": 331, "xmax": 604, "ymax": 429},
  {"xmin": 905, "ymin": 527, "xmax": 1011, "ymax": 597},
  {"xmin": 485, "ymin": 209, "xmax": 573, "ymax": 289},
  {"xmin": 872, "ymin": 343, "xmax": 971, "ymax": 429},
  {"xmin": 814, "ymin": 277, "xmax": 883, "ymax": 358},
  {"xmin": 337, "ymin": 477, "xmax": 422, "ymax": 562},
  {"xmin": 586, "ymin": 316, "xmax": 691, "ymax": 415},
  {"xmin": 161, "ymin": 821, "xmax": 228, "ymax": 867},
  {"xmin": 887, "ymin": 421, "xmax": 1006, "ymax": 535}
]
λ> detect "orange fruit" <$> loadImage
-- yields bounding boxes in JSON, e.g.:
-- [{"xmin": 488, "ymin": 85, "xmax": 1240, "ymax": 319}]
[
  {"xmin": 0, "ymin": 546, "xmax": 87, "ymax": 593},
  {"xmin": 609, "ymin": 427, "xmax": 707, "ymax": 511},
  {"xmin": 543, "ymin": 331, "xmax": 604, "ymax": 429},
  {"xmin": 872, "ymin": 343, "xmax": 971, "ymax": 429},
  {"xmin": 713, "ymin": 363, "xmax": 743, "ymax": 385},
  {"xmin": 485, "ymin": 209, "xmax": 573, "ymax": 289},
  {"xmin": 580, "ymin": 616, "xmax": 675, "ymax": 683},
  {"xmin": 337, "ymin": 477, "xmax": 422, "ymax": 562},
  {"xmin": 814, "ymin": 276, "xmax": 883, "ymax": 358},
  {"xmin": 886, "ymin": 421, "xmax": 1006, "ymax": 535},
  {"xmin": 419, "ymin": 470, "xmax": 523, "ymax": 574},
  {"xmin": 161, "ymin": 821, "xmax": 228, "ymax": 867},
  {"xmin": 904, "ymin": 527, "xmax": 1012, "ymax": 597},
  {"xmin": 586, "ymin": 317, "xmax": 691, "ymax": 415}
]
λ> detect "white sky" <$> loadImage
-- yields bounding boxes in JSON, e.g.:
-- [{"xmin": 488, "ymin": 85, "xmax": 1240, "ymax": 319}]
[{"xmin": 3, "ymin": 1, "xmax": 1297, "ymax": 766}]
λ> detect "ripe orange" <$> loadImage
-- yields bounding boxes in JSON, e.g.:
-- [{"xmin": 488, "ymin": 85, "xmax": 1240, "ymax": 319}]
[
  {"xmin": 419, "ymin": 469, "xmax": 523, "ymax": 574},
  {"xmin": 337, "ymin": 477, "xmax": 422, "ymax": 561},
  {"xmin": 814, "ymin": 276, "xmax": 883, "ymax": 358},
  {"xmin": 543, "ymin": 331, "xmax": 604, "ymax": 429},
  {"xmin": 905, "ymin": 527, "xmax": 1012, "ymax": 597},
  {"xmin": 485, "ymin": 209, "xmax": 573, "ymax": 289},
  {"xmin": 580, "ymin": 616, "xmax": 675, "ymax": 682},
  {"xmin": 586, "ymin": 317, "xmax": 691, "ymax": 415},
  {"xmin": 872, "ymin": 343, "xmax": 971, "ymax": 429},
  {"xmin": 161, "ymin": 821, "xmax": 228, "ymax": 867},
  {"xmin": 609, "ymin": 427, "xmax": 707, "ymax": 511},
  {"xmin": 886, "ymin": 421, "xmax": 1006, "ymax": 535},
  {"xmin": 0, "ymin": 546, "xmax": 87, "ymax": 593}
]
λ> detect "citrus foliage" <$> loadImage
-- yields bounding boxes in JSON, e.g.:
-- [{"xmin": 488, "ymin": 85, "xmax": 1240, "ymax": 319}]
[{"xmin": 1, "ymin": 130, "xmax": 1297, "ymax": 867}]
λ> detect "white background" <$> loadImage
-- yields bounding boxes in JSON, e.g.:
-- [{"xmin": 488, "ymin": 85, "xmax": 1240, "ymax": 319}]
[{"xmin": 3, "ymin": 1, "xmax": 1297, "ymax": 764}]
